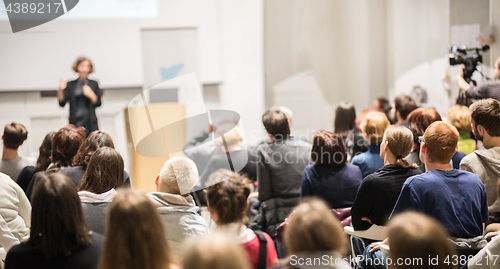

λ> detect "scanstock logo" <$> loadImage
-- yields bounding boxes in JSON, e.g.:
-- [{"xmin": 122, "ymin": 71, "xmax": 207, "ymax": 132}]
[{"xmin": 4, "ymin": 0, "xmax": 78, "ymax": 33}]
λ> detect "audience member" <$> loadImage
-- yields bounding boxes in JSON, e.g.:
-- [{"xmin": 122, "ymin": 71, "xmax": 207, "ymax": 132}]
[
  {"xmin": 334, "ymin": 102, "xmax": 368, "ymax": 162},
  {"xmin": 147, "ymin": 157, "xmax": 209, "ymax": 258},
  {"xmin": 405, "ymin": 107, "xmax": 442, "ymax": 172},
  {"xmin": 386, "ymin": 212, "xmax": 458, "ymax": 269},
  {"xmin": 0, "ymin": 122, "xmax": 32, "ymax": 181},
  {"xmin": 0, "ymin": 214, "xmax": 20, "ymax": 257},
  {"xmin": 16, "ymin": 132, "xmax": 54, "ymax": 192},
  {"xmin": 279, "ymin": 198, "xmax": 350, "ymax": 269},
  {"xmin": 301, "ymin": 130, "xmax": 362, "ymax": 209},
  {"xmin": 460, "ymin": 99, "xmax": 500, "ymax": 224},
  {"xmin": 78, "ymin": 147, "xmax": 124, "ymax": 235},
  {"xmin": 351, "ymin": 125, "xmax": 422, "ymax": 231},
  {"xmin": 252, "ymin": 108, "xmax": 311, "ymax": 246},
  {"xmin": 448, "ymin": 105, "xmax": 475, "ymax": 169},
  {"xmin": 98, "ymin": 189, "xmax": 177, "ymax": 269},
  {"xmin": 206, "ymin": 170, "xmax": 278, "ymax": 269},
  {"xmin": 391, "ymin": 94, "xmax": 417, "ymax": 128},
  {"xmin": 182, "ymin": 233, "xmax": 252, "ymax": 269},
  {"xmin": 26, "ymin": 124, "xmax": 85, "ymax": 199},
  {"xmin": 0, "ymin": 172, "xmax": 30, "ymax": 241},
  {"xmin": 352, "ymin": 111, "xmax": 390, "ymax": 177},
  {"xmin": 4, "ymin": 173, "xmax": 104, "ymax": 269},
  {"xmin": 60, "ymin": 130, "xmax": 130, "ymax": 188}
]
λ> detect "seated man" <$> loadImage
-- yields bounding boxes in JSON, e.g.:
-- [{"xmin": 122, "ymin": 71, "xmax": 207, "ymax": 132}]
[
  {"xmin": 147, "ymin": 157, "xmax": 209, "ymax": 258},
  {"xmin": 0, "ymin": 122, "xmax": 33, "ymax": 181},
  {"xmin": 460, "ymin": 99, "xmax": 500, "ymax": 224}
]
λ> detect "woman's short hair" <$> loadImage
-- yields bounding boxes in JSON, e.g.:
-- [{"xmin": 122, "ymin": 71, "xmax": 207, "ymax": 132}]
[
  {"xmin": 334, "ymin": 102, "xmax": 358, "ymax": 135},
  {"xmin": 79, "ymin": 147, "xmax": 124, "ymax": 194},
  {"xmin": 3, "ymin": 122, "xmax": 28, "ymax": 150},
  {"xmin": 182, "ymin": 232, "xmax": 252, "ymax": 269},
  {"xmin": 407, "ymin": 107, "xmax": 442, "ymax": 146},
  {"xmin": 284, "ymin": 198, "xmax": 346, "ymax": 254},
  {"xmin": 448, "ymin": 105, "xmax": 472, "ymax": 133},
  {"xmin": 35, "ymin": 132, "xmax": 55, "ymax": 172},
  {"xmin": 360, "ymin": 111, "xmax": 390, "ymax": 144},
  {"xmin": 215, "ymin": 124, "xmax": 244, "ymax": 148},
  {"xmin": 311, "ymin": 130, "xmax": 347, "ymax": 168},
  {"xmin": 98, "ymin": 189, "xmax": 173, "ymax": 269},
  {"xmin": 29, "ymin": 173, "xmax": 90, "ymax": 258},
  {"xmin": 51, "ymin": 124, "xmax": 86, "ymax": 167},
  {"xmin": 72, "ymin": 56, "xmax": 94, "ymax": 73},
  {"xmin": 423, "ymin": 122, "xmax": 459, "ymax": 164},
  {"xmin": 388, "ymin": 212, "xmax": 457, "ymax": 269},
  {"xmin": 72, "ymin": 131, "xmax": 114, "ymax": 167},
  {"xmin": 205, "ymin": 171, "xmax": 251, "ymax": 225},
  {"xmin": 262, "ymin": 108, "xmax": 291, "ymax": 139},
  {"xmin": 158, "ymin": 156, "xmax": 198, "ymax": 195},
  {"xmin": 382, "ymin": 126, "xmax": 417, "ymax": 168}
]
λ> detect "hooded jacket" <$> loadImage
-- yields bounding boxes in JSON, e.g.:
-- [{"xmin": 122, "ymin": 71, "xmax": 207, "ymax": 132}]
[
  {"xmin": 460, "ymin": 147, "xmax": 500, "ymax": 213},
  {"xmin": 147, "ymin": 192, "xmax": 209, "ymax": 257}
]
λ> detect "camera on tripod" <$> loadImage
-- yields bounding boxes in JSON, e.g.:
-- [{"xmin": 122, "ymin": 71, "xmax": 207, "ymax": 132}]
[{"xmin": 449, "ymin": 45, "xmax": 489, "ymax": 105}]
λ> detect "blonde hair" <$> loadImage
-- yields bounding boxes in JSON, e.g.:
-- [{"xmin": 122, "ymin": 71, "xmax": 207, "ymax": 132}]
[
  {"xmin": 182, "ymin": 232, "xmax": 252, "ymax": 269},
  {"xmin": 388, "ymin": 212, "xmax": 457, "ymax": 269},
  {"xmin": 423, "ymin": 122, "xmax": 458, "ymax": 164},
  {"xmin": 98, "ymin": 189, "xmax": 174, "ymax": 269},
  {"xmin": 448, "ymin": 105, "xmax": 472, "ymax": 133},
  {"xmin": 215, "ymin": 124, "xmax": 244, "ymax": 148},
  {"xmin": 383, "ymin": 126, "xmax": 417, "ymax": 168},
  {"xmin": 158, "ymin": 157, "xmax": 198, "ymax": 195},
  {"xmin": 361, "ymin": 111, "xmax": 390, "ymax": 144},
  {"xmin": 284, "ymin": 198, "xmax": 346, "ymax": 254}
]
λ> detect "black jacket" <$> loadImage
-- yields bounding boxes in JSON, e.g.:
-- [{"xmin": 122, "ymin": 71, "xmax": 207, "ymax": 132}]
[{"xmin": 59, "ymin": 79, "xmax": 102, "ymax": 134}]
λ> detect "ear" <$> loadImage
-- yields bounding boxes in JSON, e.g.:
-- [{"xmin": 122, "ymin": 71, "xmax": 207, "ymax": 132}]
[
  {"xmin": 155, "ymin": 175, "xmax": 159, "ymax": 186},
  {"xmin": 478, "ymin": 125, "xmax": 486, "ymax": 136},
  {"xmin": 1, "ymin": 135, "xmax": 3, "ymax": 140},
  {"xmin": 384, "ymin": 142, "xmax": 389, "ymax": 151}
]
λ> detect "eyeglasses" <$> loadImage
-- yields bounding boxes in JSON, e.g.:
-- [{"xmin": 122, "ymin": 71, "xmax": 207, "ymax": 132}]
[{"xmin": 418, "ymin": 136, "xmax": 424, "ymax": 144}]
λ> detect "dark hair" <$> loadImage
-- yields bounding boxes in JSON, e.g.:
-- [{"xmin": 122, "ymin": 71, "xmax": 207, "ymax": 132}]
[
  {"xmin": 334, "ymin": 102, "xmax": 359, "ymax": 135},
  {"xmin": 376, "ymin": 97, "xmax": 390, "ymax": 112},
  {"xmin": 29, "ymin": 173, "xmax": 90, "ymax": 258},
  {"xmin": 73, "ymin": 131, "xmax": 114, "ymax": 166},
  {"xmin": 35, "ymin": 132, "xmax": 55, "ymax": 172},
  {"xmin": 72, "ymin": 56, "xmax": 94, "ymax": 73},
  {"xmin": 51, "ymin": 125, "xmax": 86, "ymax": 167},
  {"xmin": 407, "ymin": 108, "xmax": 442, "ymax": 146},
  {"xmin": 262, "ymin": 108, "xmax": 290, "ymax": 139},
  {"xmin": 311, "ymin": 131, "xmax": 346, "ymax": 168},
  {"xmin": 394, "ymin": 95, "xmax": 418, "ymax": 120},
  {"xmin": 79, "ymin": 147, "xmax": 124, "ymax": 194},
  {"xmin": 3, "ymin": 122, "xmax": 28, "ymax": 150},
  {"xmin": 470, "ymin": 99, "xmax": 500, "ymax": 137},
  {"xmin": 206, "ymin": 171, "xmax": 251, "ymax": 225}
]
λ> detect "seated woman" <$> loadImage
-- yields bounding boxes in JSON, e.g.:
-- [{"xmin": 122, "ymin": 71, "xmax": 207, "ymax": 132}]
[
  {"xmin": 4, "ymin": 173, "xmax": 104, "ymax": 269},
  {"xmin": 98, "ymin": 189, "xmax": 177, "ymax": 269},
  {"xmin": 205, "ymin": 170, "xmax": 278, "ymax": 269},
  {"xmin": 301, "ymin": 130, "xmax": 362, "ymax": 209},
  {"xmin": 16, "ymin": 132, "xmax": 54, "ymax": 193},
  {"xmin": 278, "ymin": 198, "xmax": 350, "ymax": 269},
  {"xmin": 351, "ymin": 125, "xmax": 422, "ymax": 231},
  {"xmin": 78, "ymin": 147, "xmax": 124, "ymax": 235},
  {"xmin": 0, "ymin": 172, "xmax": 30, "ymax": 242},
  {"xmin": 334, "ymin": 102, "xmax": 368, "ymax": 162},
  {"xmin": 352, "ymin": 111, "xmax": 390, "ymax": 178},
  {"xmin": 60, "ymin": 130, "xmax": 130, "ymax": 188}
]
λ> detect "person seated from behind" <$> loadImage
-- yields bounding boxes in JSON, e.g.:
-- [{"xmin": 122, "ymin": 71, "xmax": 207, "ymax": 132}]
[
  {"xmin": 182, "ymin": 233, "xmax": 252, "ymax": 269},
  {"xmin": 60, "ymin": 130, "xmax": 130, "ymax": 189},
  {"xmin": 26, "ymin": 124, "xmax": 86, "ymax": 199},
  {"xmin": 5, "ymin": 173, "xmax": 104, "ymax": 269},
  {"xmin": 78, "ymin": 147, "xmax": 124, "ymax": 235},
  {"xmin": 0, "ymin": 172, "xmax": 30, "ymax": 242},
  {"xmin": 404, "ymin": 107, "xmax": 442, "ymax": 172},
  {"xmin": 334, "ymin": 102, "xmax": 368, "ymax": 162},
  {"xmin": 0, "ymin": 122, "xmax": 33, "ymax": 182},
  {"xmin": 16, "ymin": 132, "xmax": 54, "ymax": 193},
  {"xmin": 448, "ymin": 105, "xmax": 476, "ymax": 169},
  {"xmin": 147, "ymin": 156, "xmax": 209, "ymax": 258},
  {"xmin": 351, "ymin": 111, "xmax": 390, "ymax": 178},
  {"xmin": 277, "ymin": 198, "xmax": 351, "ymax": 269},
  {"xmin": 206, "ymin": 170, "xmax": 278, "ymax": 269},
  {"xmin": 351, "ymin": 125, "xmax": 422, "ymax": 231},
  {"xmin": 301, "ymin": 130, "xmax": 362, "ymax": 209},
  {"xmin": 460, "ymin": 99, "xmax": 500, "ymax": 225},
  {"xmin": 98, "ymin": 189, "xmax": 178, "ymax": 269},
  {"xmin": 391, "ymin": 94, "xmax": 418, "ymax": 129}
]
